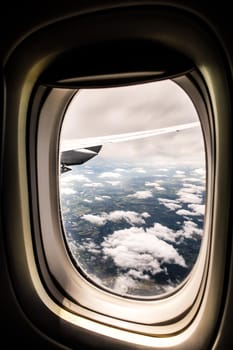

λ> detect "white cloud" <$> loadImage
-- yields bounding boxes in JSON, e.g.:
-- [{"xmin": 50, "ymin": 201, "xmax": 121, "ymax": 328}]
[
  {"xmin": 61, "ymin": 173, "xmax": 90, "ymax": 183},
  {"xmin": 76, "ymin": 217, "xmax": 204, "ymax": 295},
  {"xmin": 177, "ymin": 192, "xmax": 202, "ymax": 204},
  {"xmin": 114, "ymin": 168, "xmax": 128, "ymax": 172},
  {"xmin": 95, "ymin": 196, "xmax": 104, "ymax": 201},
  {"xmin": 146, "ymin": 223, "xmax": 177, "ymax": 242},
  {"xmin": 175, "ymin": 203, "xmax": 205, "ymax": 217},
  {"xmin": 177, "ymin": 220, "xmax": 203, "ymax": 238},
  {"xmin": 60, "ymin": 187, "xmax": 76, "ymax": 195},
  {"xmin": 154, "ymin": 174, "xmax": 168, "ymax": 178},
  {"xmin": 105, "ymin": 181, "xmax": 121, "ymax": 186},
  {"xmin": 145, "ymin": 181, "xmax": 165, "ymax": 191},
  {"xmin": 83, "ymin": 199, "xmax": 93, "ymax": 203},
  {"xmin": 158, "ymin": 198, "xmax": 182, "ymax": 211},
  {"xmin": 141, "ymin": 212, "xmax": 151, "ymax": 218},
  {"xmin": 83, "ymin": 182, "xmax": 104, "ymax": 188},
  {"xmin": 82, "ymin": 240, "xmax": 101, "ymax": 254},
  {"xmin": 183, "ymin": 183, "xmax": 205, "ymax": 192},
  {"xmin": 81, "ymin": 210, "xmax": 150, "ymax": 226},
  {"xmin": 81, "ymin": 214, "xmax": 106, "ymax": 226},
  {"xmin": 74, "ymin": 174, "xmax": 91, "ymax": 182},
  {"xmin": 188, "ymin": 204, "xmax": 205, "ymax": 216},
  {"xmin": 158, "ymin": 168, "xmax": 168, "ymax": 172},
  {"xmin": 144, "ymin": 221, "xmax": 203, "ymax": 242},
  {"xmin": 99, "ymin": 172, "xmax": 122, "ymax": 178},
  {"xmin": 131, "ymin": 167, "xmax": 146, "ymax": 173},
  {"xmin": 107, "ymin": 211, "xmax": 150, "ymax": 224},
  {"xmin": 166, "ymin": 203, "xmax": 182, "ymax": 210},
  {"xmin": 101, "ymin": 227, "xmax": 187, "ymax": 278},
  {"xmin": 194, "ymin": 168, "xmax": 206, "ymax": 176},
  {"xmin": 109, "ymin": 270, "xmax": 176, "ymax": 295},
  {"xmin": 127, "ymin": 190, "xmax": 153, "ymax": 199},
  {"xmin": 111, "ymin": 275, "xmax": 138, "ymax": 295},
  {"xmin": 182, "ymin": 177, "xmax": 204, "ymax": 183},
  {"xmin": 176, "ymin": 209, "xmax": 195, "ymax": 216},
  {"xmin": 127, "ymin": 269, "xmax": 150, "ymax": 280},
  {"xmin": 177, "ymin": 183, "xmax": 204, "ymax": 204}
]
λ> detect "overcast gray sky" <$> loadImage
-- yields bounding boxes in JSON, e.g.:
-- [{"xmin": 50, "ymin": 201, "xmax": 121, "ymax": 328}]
[{"xmin": 60, "ymin": 80, "xmax": 205, "ymax": 166}]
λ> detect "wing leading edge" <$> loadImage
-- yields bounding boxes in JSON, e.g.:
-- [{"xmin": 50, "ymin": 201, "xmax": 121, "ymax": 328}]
[{"xmin": 60, "ymin": 121, "xmax": 200, "ymax": 173}]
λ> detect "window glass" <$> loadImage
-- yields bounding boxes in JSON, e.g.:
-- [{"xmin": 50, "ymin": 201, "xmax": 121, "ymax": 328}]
[{"xmin": 59, "ymin": 80, "xmax": 206, "ymax": 298}]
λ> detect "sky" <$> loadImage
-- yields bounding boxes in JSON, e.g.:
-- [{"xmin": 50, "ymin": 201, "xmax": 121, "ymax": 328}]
[{"xmin": 60, "ymin": 79, "xmax": 205, "ymax": 166}]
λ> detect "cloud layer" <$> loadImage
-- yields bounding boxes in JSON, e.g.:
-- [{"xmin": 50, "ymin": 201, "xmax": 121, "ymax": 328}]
[
  {"xmin": 60, "ymin": 160, "xmax": 206, "ymax": 296},
  {"xmin": 60, "ymin": 80, "xmax": 205, "ymax": 165},
  {"xmin": 82, "ymin": 210, "xmax": 150, "ymax": 226},
  {"xmin": 101, "ymin": 226, "xmax": 187, "ymax": 277}
]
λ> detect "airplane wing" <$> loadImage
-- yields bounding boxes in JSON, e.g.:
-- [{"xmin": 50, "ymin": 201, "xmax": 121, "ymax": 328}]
[{"xmin": 60, "ymin": 121, "xmax": 200, "ymax": 173}]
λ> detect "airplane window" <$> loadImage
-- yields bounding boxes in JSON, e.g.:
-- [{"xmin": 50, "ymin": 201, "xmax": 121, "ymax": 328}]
[{"xmin": 59, "ymin": 80, "xmax": 206, "ymax": 298}]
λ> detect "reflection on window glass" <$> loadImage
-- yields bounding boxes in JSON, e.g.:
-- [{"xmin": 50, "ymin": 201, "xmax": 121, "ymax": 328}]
[{"xmin": 59, "ymin": 80, "xmax": 206, "ymax": 298}]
